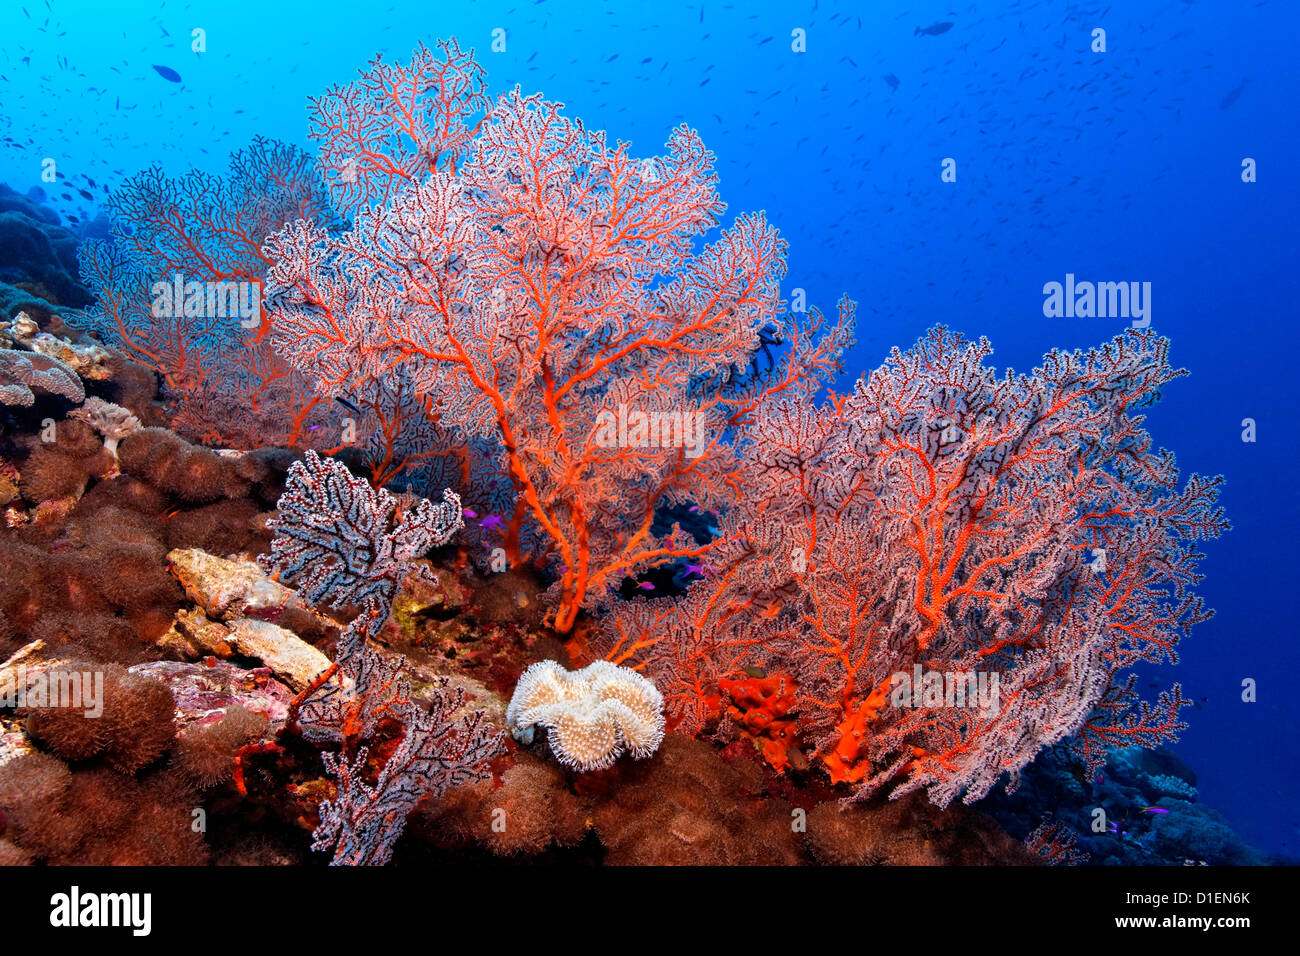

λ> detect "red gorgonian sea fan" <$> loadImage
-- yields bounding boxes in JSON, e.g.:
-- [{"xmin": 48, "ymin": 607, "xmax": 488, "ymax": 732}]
[
  {"xmin": 264, "ymin": 40, "xmax": 853, "ymax": 631},
  {"xmin": 599, "ymin": 327, "xmax": 1227, "ymax": 808},
  {"xmin": 76, "ymin": 136, "xmax": 340, "ymax": 448}
]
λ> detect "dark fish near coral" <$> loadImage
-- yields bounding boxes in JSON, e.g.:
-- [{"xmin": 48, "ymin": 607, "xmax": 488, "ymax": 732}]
[
  {"xmin": 151, "ymin": 64, "xmax": 182, "ymax": 83},
  {"xmin": 915, "ymin": 21, "xmax": 953, "ymax": 37},
  {"xmin": 884, "ymin": 74, "xmax": 900, "ymax": 91}
]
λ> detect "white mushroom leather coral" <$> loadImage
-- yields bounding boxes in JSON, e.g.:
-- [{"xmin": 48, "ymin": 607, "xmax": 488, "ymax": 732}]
[{"xmin": 506, "ymin": 659, "xmax": 666, "ymax": 772}]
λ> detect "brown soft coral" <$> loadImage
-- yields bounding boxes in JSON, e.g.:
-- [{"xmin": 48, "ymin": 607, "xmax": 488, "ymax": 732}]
[
  {"xmin": 0, "ymin": 611, "xmax": 18, "ymax": 659},
  {"xmin": 422, "ymin": 754, "xmax": 589, "ymax": 857},
  {"xmin": 0, "ymin": 750, "xmax": 74, "ymax": 853},
  {"xmin": 102, "ymin": 669, "xmax": 177, "ymax": 773},
  {"xmin": 27, "ymin": 765, "xmax": 209, "ymax": 866},
  {"xmin": 172, "ymin": 704, "xmax": 270, "ymax": 788},
  {"xmin": 118, "ymin": 427, "xmax": 249, "ymax": 502},
  {"xmin": 71, "ymin": 474, "xmax": 168, "ymax": 518},
  {"xmin": 0, "ymin": 539, "xmax": 55, "ymax": 628},
  {"xmin": 24, "ymin": 663, "xmax": 113, "ymax": 760},
  {"xmin": 28, "ymin": 613, "xmax": 138, "ymax": 662},
  {"xmin": 61, "ymin": 504, "xmax": 179, "ymax": 617},
  {"xmin": 803, "ymin": 793, "xmax": 1042, "ymax": 866},
  {"xmin": 19, "ymin": 446, "xmax": 98, "ymax": 503},
  {"xmin": 0, "ymin": 839, "xmax": 32, "ymax": 865},
  {"xmin": 48, "ymin": 418, "xmax": 105, "ymax": 459},
  {"xmin": 99, "ymin": 354, "xmax": 164, "ymax": 426},
  {"xmin": 86, "ymin": 539, "xmax": 178, "ymax": 613},
  {"xmin": 23, "ymin": 663, "xmax": 177, "ymax": 771},
  {"xmin": 17, "ymin": 418, "xmax": 113, "ymax": 504},
  {"xmin": 590, "ymin": 735, "xmax": 802, "ymax": 865},
  {"xmin": 163, "ymin": 498, "xmax": 263, "ymax": 556}
]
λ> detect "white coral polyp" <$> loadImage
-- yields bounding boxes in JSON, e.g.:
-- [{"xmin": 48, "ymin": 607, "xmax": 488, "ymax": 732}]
[{"xmin": 506, "ymin": 659, "xmax": 665, "ymax": 772}]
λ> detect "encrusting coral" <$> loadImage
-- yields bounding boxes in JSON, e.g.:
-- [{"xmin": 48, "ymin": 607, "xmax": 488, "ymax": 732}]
[
  {"xmin": 506, "ymin": 659, "xmax": 665, "ymax": 772},
  {"xmin": 0, "ymin": 347, "xmax": 83, "ymax": 406}
]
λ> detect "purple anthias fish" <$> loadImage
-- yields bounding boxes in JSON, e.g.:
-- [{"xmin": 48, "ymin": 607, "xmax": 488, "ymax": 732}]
[
  {"xmin": 637, "ymin": 581, "xmax": 655, "ymax": 591},
  {"xmin": 1142, "ymin": 807, "xmax": 1171, "ymax": 814},
  {"xmin": 463, "ymin": 509, "xmax": 478, "ymax": 519},
  {"xmin": 479, "ymin": 514, "xmax": 504, "ymax": 532}
]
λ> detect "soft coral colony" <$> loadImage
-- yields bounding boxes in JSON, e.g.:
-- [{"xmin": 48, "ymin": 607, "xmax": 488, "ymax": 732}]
[{"xmin": 3, "ymin": 38, "xmax": 1226, "ymax": 864}]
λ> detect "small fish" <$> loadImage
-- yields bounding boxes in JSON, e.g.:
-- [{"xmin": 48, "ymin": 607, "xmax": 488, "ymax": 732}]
[
  {"xmin": 637, "ymin": 581, "xmax": 655, "ymax": 591},
  {"xmin": 463, "ymin": 509, "xmax": 478, "ymax": 519},
  {"xmin": 915, "ymin": 21, "xmax": 953, "ymax": 37},
  {"xmin": 884, "ymin": 73, "xmax": 900, "ymax": 91},
  {"xmin": 1219, "ymin": 78, "xmax": 1248, "ymax": 110},
  {"xmin": 479, "ymin": 514, "xmax": 504, "ymax": 532},
  {"xmin": 333, "ymin": 396, "xmax": 359, "ymax": 414},
  {"xmin": 1142, "ymin": 806, "xmax": 1171, "ymax": 814},
  {"xmin": 151, "ymin": 64, "xmax": 182, "ymax": 83},
  {"xmin": 742, "ymin": 664, "xmax": 767, "ymax": 679}
]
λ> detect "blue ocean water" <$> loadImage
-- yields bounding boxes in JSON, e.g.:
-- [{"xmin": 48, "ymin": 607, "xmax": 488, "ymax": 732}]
[{"xmin": 1, "ymin": 0, "xmax": 1295, "ymax": 858}]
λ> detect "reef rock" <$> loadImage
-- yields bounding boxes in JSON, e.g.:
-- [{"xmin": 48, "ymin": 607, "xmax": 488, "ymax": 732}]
[
  {"xmin": 167, "ymin": 548, "xmax": 306, "ymax": 621},
  {"xmin": 127, "ymin": 659, "xmax": 294, "ymax": 732},
  {"xmin": 156, "ymin": 607, "xmax": 331, "ymax": 693},
  {"xmin": 0, "ymin": 184, "xmax": 91, "ymax": 307},
  {"xmin": 4, "ymin": 312, "xmax": 112, "ymax": 381}
]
